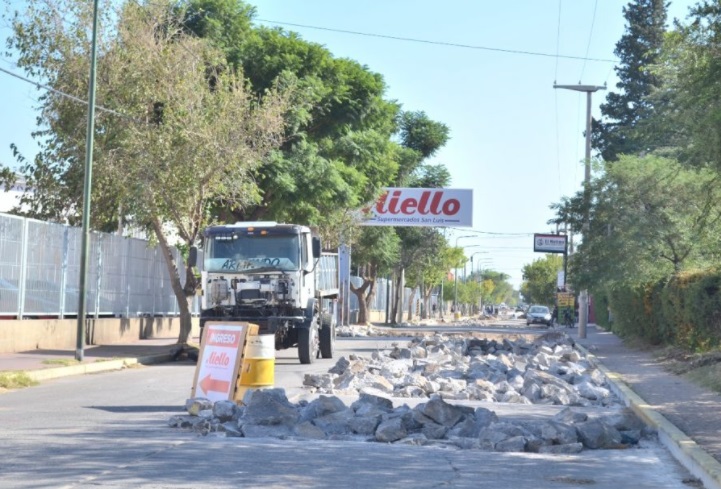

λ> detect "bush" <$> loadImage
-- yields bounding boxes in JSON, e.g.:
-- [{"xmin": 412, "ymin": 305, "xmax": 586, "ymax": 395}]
[{"xmin": 606, "ymin": 269, "xmax": 721, "ymax": 351}]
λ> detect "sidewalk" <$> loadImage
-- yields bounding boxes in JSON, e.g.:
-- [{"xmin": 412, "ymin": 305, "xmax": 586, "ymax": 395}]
[
  {"xmin": 1, "ymin": 325, "xmax": 721, "ymax": 487},
  {"xmin": 569, "ymin": 324, "xmax": 721, "ymax": 489},
  {"xmin": 0, "ymin": 337, "xmax": 186, "ymax": 381}
]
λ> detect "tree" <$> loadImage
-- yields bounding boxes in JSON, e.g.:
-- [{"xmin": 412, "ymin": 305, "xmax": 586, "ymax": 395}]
[
  {"xmin": 349, "ymin": 227, "xmax": 399, "ymax": 324},
  {"xmin": 521, "ymin": 255, "xmax": 564, "ymax": 306},
  {"xmin": 178, "ymin": 2, "xmax": 403, "ymax": 237},
  {"xmin": 592, "ymin": 0, "xmax": 667, "ymax": 161},
  {"xmin": 645, "ymin": 1, "xmax": 721, "ymax": 170},
  {"xmin": 550, "ymin": 155, "xmax": 721, "ymax": 292},
  {"xmin": 3, "ymin": 0, "xmax": 290, "ymax": 343}
]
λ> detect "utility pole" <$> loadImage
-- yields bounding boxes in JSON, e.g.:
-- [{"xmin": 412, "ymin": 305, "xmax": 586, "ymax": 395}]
[
  {"xmin": 76, "ymin": 0, "xmax": 101, "ymax": 361},
  {"xmin": 554, "ymin": 83, "xmax": 606, "ymax": 339}
]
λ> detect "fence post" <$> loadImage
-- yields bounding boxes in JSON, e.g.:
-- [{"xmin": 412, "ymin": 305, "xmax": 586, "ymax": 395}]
[
  {"xmin": 59, "ymin": 226, "xmax": 69, "ymax": 318},
  {"xmin": 17, "ymin": 219, "xmax": 29, "ymax": 319},
  {"xmin": 94, "ymin": 234, "xmax": 102, "ymax": 319},
  {"xmin": 125, "ymin": 239, "xmax": 131, "ymax": 318}
]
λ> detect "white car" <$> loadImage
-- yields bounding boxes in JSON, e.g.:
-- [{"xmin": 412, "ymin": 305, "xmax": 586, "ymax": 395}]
[{"xmin": 526, "ymin": 305, "xmax": 552, "ymax": 327}]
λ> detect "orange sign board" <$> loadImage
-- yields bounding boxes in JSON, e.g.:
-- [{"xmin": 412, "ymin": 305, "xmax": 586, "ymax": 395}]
[{"xmin": 191, "ymin": 323, "xmax": 249, "ymax": 402}]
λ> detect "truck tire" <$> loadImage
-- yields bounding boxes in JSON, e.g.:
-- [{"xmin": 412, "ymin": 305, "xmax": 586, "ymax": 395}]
[
  {"xmin": 297, "ymin": 324, "xmax": 319, "ymax": 364},
  {"xmin": 319, "ymin": 313, "xmax": 335, "ymax": 359}
]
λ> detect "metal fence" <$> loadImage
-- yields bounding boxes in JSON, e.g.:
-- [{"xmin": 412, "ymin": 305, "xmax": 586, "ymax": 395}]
[
  {"xmin": 0, "ymin": 212, "xmax": 196, "ymax": 318},
  {"xmin": 349, "ymin": 276, "xmax": 423, "ymax": 321}
]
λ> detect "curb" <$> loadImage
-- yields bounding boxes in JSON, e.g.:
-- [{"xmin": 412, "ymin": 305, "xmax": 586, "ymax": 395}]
[
  {"xmin": 576, "ymin": 343, "xmax": 721, "ymax": 489},
  {"xmin": 25, "ymin": 353, "xmax": 175, "ymax": 382}
]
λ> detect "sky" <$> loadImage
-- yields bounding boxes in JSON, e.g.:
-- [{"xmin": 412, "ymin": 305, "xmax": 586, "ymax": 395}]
[{"xmin": 0, "ymin": 0, "xmax": 698, "ymax": 290}]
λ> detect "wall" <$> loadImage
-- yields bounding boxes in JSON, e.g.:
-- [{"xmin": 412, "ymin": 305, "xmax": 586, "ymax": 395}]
[{"xmin": 0, "ymin": 317, "xmax": 200, "ymax": 353}]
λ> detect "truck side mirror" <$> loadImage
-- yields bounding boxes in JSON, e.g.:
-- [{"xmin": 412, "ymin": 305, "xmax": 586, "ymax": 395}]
[
  {"xmin": 188, "ymin": 246, "xmax": 198, "ymax": 267},
  {"xmin": 312, "ymin": 237, "xmax": 321, "ymax": 258}
]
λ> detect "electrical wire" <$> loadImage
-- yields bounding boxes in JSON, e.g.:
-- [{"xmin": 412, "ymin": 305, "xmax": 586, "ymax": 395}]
[
  {"xmin": 0, "ymin": 64, "xmax": 138, "ymax": 121},
  {"xmin": 554, "ymin": 0, "xmax": 563, "ymax": 198},
  {"xmin": 256, "ymin": 18, "xmax": 616, "ymax": 63},
  {"xmin": 579, "ymin": 0, "xmax": 599, "ymax": 82},
  {"xmin": 554, "ymin": 0, "xmax": 563, "ymax": 82}
]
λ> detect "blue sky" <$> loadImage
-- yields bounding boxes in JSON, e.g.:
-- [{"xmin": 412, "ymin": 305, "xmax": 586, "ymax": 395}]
[{"xmin": 0, "ymin": 0, "xmax": 697, "ymax": 289}]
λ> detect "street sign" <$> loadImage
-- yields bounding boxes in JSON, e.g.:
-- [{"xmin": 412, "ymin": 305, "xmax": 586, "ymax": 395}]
[
  {"xmin": 557, "ymin": 292, "xmax": 575, "ymax": 308},
  {"xmin": 191, "ymin": 323, "xmax": 249, "ymax": 402},
  {"xmin": 533, "ymin": 233, "xmax": 567, "ymax": 253}
]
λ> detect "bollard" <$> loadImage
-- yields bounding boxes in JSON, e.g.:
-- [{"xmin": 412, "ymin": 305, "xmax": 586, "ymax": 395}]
[{"xmin": 236, "ymin": 334, "xmax": 275, "ymax": 401}]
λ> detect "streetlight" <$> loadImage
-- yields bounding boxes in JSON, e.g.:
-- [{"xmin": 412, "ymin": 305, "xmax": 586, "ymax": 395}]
[
  {"xmin": 463, "ymin": 246, "xmax": 483, "ymax": 281},
  {"xmin": 453, "ymin": 235, "xmax": 474, "ymax": 316},
  {"xmin": 554, "ymin": 82, "xmax": 606, "ymax": 339}
]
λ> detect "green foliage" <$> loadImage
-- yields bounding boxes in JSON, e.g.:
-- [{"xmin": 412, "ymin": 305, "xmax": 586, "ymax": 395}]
[
  {"xmin": 605, "ymin": 270, "xmax": 721, "ymax": 351},
  {"xmin": 521, "ymin": 254, "xmax": 563, "ymax": 306},
  {"xmin": 593, "ymin": 0, "xmax": 667, "ymax": 161},
  {"xmin": 552, "ymin": 155, "xmax": 721, "ymax": 293}
]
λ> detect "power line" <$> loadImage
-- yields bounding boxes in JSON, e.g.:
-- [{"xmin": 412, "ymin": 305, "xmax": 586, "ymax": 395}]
[
  {"xmin": 256, "ymin": 18, "xmax": 617, "ymax": 63},
  {"xmin": 554, "ymin": 0, "xmax": 563, "ymax": 198},
  {"xmin": 0, "ymin": 64, "xmax": 138, "ymax": 122},
  {"xmin": 579, "ymin": 0, "xmax": 600, "ymax": 81},
  {"xmin": 554, "ymin": 0, "xmax": 563, "ymax": 81}
]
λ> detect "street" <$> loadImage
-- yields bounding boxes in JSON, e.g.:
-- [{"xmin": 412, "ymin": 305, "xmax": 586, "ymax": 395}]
[{"xmin": 0, "ymin": 327, "xmax": 700, "ymax": 489}]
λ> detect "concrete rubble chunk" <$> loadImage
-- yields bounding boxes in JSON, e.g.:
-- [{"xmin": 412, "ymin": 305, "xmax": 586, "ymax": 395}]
[
  {"xmin": 576, "ymin": 419, "xmax": 624, "ymax": 449},
  {"xmin": 294, "ymin": 421, "xmax": 327, "ymax": 439},
  {"xmin": 185, "ymin": 398, "xmax": 213, "ymax": 416},
  {"xmin": 300, "ymin": 395, "xmax": 348, "ymax": 422},
  {"xmin": 241, "ymin": 388, "xmax": 299, "ymax": 427},
  {"xmin": 212, "ymin": 400, "xmax": 238, "ymax": 422},
  {"xmin": 554, "ymin": 407, "xmax": 589, "ymax": 424},
  {"xmin": 541, "ymin": 420, "xmax": 579, "ymax": 445},
  {"xmin": 419, "ymin": 396, "xmax": 468, "ymax": 427},
  {"xmin": 375, "ymin": 417, "xmax": 407, "ymax": 443},
  {"xmin": 328, "ymin": 356, "xmax": 350, "ymax": 375},
  {"xmin": 495, "ymin": 435, "xmax": 527, "ymax": 452},
  {"xmin": 351, "ymin": 392, "xmax": 394, "ymax": 414},
  {"xmin": 312, "ymin": 409, "xmax": 355, "ymax": 435}
]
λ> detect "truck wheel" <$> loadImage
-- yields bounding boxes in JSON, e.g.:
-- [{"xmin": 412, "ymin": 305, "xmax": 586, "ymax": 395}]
[
  {"xmin": 319, "ymin": 313, "xmax": 335, "ymax": 359},
  {"xmin": 298, "ymin": 325, "xmax": 319, "ymax": 364}
]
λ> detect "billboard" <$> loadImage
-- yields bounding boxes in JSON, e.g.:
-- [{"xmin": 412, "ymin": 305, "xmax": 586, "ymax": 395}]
[
  {"xmin": 362, "ymin": 188, "xmax": 473, "ymax": 227},
  {"xmin": 533, "ymin": 233, "xmax": 567, "ymax": 253}
]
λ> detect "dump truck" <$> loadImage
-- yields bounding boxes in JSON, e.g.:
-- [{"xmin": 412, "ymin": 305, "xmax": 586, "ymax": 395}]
[{"xmin": 193, "ymin": 221, "xmax": 339, "ymax": 364}]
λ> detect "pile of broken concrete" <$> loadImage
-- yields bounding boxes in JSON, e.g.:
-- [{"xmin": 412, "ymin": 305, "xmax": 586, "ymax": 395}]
[
  {"xmin": 305, "ymin": 332, "xmax": 616, "ymax": 406},
  {"xmin": 170, "ymin": 389, "xmax": 651, "ymax": 453},
  {"xmin": 169, "ymin": 332, "xmax": 655, "ymax": 453}
]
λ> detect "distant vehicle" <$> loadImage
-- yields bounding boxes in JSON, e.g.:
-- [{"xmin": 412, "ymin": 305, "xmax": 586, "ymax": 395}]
[{"xmin": 526, "ymin": 305, "xmax": 552, "ymax": 327}]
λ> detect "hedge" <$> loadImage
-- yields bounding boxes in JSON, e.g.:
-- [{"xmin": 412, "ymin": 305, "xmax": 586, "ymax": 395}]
[{"xmin": 597, "ymin": 269, "xmax": 721, "ymax": 351}]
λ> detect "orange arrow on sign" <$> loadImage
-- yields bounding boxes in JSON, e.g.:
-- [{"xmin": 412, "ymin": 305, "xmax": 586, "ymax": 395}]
[{"xmin": 199, "ymin": 374, "xmax": 231, "ymax": 394}]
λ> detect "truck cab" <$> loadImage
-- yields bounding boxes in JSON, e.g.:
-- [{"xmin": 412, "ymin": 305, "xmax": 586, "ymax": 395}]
[{"xmin": 198, "ymin": 221, "xmax": 338, "ymax": 364}]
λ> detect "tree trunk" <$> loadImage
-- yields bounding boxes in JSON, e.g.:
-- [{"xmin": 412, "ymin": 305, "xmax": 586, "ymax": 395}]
[
  {"xmin": 350, "ymin": 278, "xmax": 371, "ymax": 324},
  {"xmin": 406, "ymin": 288, "xmax": 416, "ymax": 321},
  {"xmin": 390, "ymin": 270, "xmax": 399, "ymax": 324},
  {"xmin": 151, "ymin": 218, "xmax": 193, "ymax": 344}
]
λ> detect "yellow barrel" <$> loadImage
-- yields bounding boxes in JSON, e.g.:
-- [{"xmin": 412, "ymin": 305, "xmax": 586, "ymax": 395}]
[
  {"xmin": 239, "ymin": 334, "xmax": 275, "ymax": 387},
  {"xmin": 454, "ymin": 312, "xmax": 461, "ymax": 320}
]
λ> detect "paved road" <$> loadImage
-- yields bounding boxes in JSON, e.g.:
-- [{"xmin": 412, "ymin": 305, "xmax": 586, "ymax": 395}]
[{"xmin": 0, "ymin": 334, "xmax": 699, "ymax": 489}]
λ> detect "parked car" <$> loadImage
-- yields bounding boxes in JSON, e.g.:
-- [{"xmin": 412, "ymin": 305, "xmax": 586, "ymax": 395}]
[{"xmin": 526, "ymin": 305, "xmax": 552, "ymax": 327}]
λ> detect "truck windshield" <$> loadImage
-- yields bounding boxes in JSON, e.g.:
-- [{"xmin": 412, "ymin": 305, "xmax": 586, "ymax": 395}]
[{"xmin": 204, "ymin": 234, "xmax": 300, "ymax": 273}]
